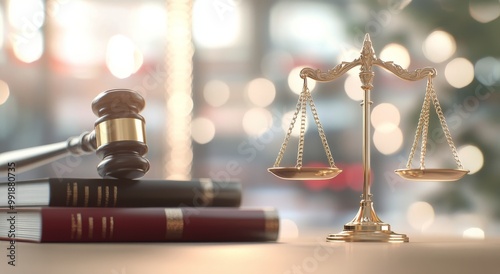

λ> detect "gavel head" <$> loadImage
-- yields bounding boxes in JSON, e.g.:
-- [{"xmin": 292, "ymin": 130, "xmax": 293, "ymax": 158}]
[{"xmin": 91, "ymin": 89, "xmax": 150, "ymax": 179}]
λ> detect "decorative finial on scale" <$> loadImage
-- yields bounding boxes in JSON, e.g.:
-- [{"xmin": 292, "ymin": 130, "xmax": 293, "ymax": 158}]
[{"xmin": 359, "ymin": 33, "xmax": 376, "ymax": 92}]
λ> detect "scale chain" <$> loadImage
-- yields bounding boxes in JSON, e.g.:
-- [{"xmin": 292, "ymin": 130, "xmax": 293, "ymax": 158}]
[
  {"xmin": 272, "ymin": 77, "xmax": 337, "ymax": 169},
  {"xmin": 428, "ymin": 79, "xmax": 465, "ymax": 169},
  {"xmin": 406, "ymin": 78, "xmax": 430, "ymax": 169},
  {"xmin": 296, "ymin": 83, "xmax": 308, "ymax": 168},
  {"xmin": 272, "ymin": 91, "xmax": 304, "ymax": 167},
  {"xmin": 306, "ymin": 89, "xmax": 336, "ymax": 168},
  {"xmin": 406, "ymin": 76, "xmax": 464, "ymax": 170},
  {"xmin": 419, "ymin": 79, "xmax": 432, "ymax": 169}
]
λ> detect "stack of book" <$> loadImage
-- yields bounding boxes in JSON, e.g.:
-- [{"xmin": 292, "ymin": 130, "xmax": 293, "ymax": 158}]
[{"xmin": 0, "ymin": 178, "xmax": 279, "ymax": 243}]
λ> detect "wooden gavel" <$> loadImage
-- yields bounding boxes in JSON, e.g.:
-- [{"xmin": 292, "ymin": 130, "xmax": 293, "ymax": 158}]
[{"xmin": 0, "ymin": 89, "xmax": 150, "ymax": 179}]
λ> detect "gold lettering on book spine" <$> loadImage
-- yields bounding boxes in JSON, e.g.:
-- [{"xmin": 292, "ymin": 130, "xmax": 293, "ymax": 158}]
[
  {"xmin": 71, "ymin": 214, "xmax": 77, "ymax": 239},
  {"xmin": 110, "ymin": 217, "xmax": 114, "ymax": 239},
  {"xmin": 165, "ymin": 208, "xmax": 184, "ymax": 240},
  {"xmin": 102, "ymin": 217, "xmax": 107, "ymax": 239},
  {"xmin": 113, "ymin": 186, "xmax": 118, "ymax": 207},
  {"xmin": 72, "ymin": 183, "xmax": 78, "ymax": 206},
  {"xmin": 76, "ymin": 213, "xmax": 82, "ymax": 240},
  {"xmin": 66, "ymin": 183, "xmax": 71, "ymax": 206},
  {"xmin": 105, "ymin": 186, "xmax": 110, "ymax": 207},
  {"xmin": 99, "ymin": 216, "xmax": 114, "ymax": 239},
  {"xmin": 84, "ymin": 186, "xmax": 89, "ymax": 207},
  {"xmin": 97, "ymin": 186, "xmax": 102, "ymax": 207},
  {"xmin": 88, "ymin": 217, "xmax": 94, "ymax": 239}
]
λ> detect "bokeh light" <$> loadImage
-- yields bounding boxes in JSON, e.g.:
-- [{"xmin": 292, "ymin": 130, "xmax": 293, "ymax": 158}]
[
  {"xmin": 269, "ymin": 1, "xmax": 346, "ymax": 57},
  {"xmin": 279, "ymin": 219, "xmax": 299, "ymax": 240},
  {"xmin": 0, "ymin": 80, "xmax": 10, "ymax": 106},
  {"xmin": 372, "ymin": 103, "xmax": 402, "ymax": 155},
  {"xmin": 371, "ymin": 103, "xmax": 400, "ymax": 129},
  {"xmin": 191, "ymin": 117, "xmax": 216, "ymax": 144},
  {"xmin": 167, "ymin": 93, "xmax": 194, "ymax": 116},
  {"xmin": 445, "ymin": 58, "xmax": 475, "ymax": 88},
  {"xmin": 380, "ymin": 43, "xmax": 411, "ymax": 69},
  {"xmin": 50, "ymin": 0, "xmax": 102, "ymax": 73},
  {"xmin": 106, "ymin": 34, "xmax": 143, "ymax": 79},
  {"xmin": 344, "ymin": 74, "xmax": 364, "ymax": 101},
  {"xmin": 373, "ymin": 126, "xmax": 403, "ymax": 155},
  {"xmin": 288, "ymin": 66, "xmax": 316, "ymax": 95},
  {"xmin": 203, "ymin": 80, "xmax": 231, "ymax": 107},
  {"xmin": 422, "ymin": 30, "xmax": 456, "ymax": 63},
  {"xmin": 7, "ymin": 0, "xmax": 44, "ymax": 30},
  {"xmin": 338, "ymin": 48, "xmax": 360, "ymax": 64},
  {"xmin": 164, "ymin": 0, "xmax": 193, "ymax": 180},
  {"xmin": 469, "ymin": 1, "xmax": 500, "ymax": 23},
  {"xmin": 134, "ymin": 3, "xmax": 168, "ymax": 43},
  {"xmin": 52, "ymin": 0, "xmax": 89, "ymax": 27},
  {"xmin": 0, "ymin": 8, "xmax": 4, "ymax": 50},
  {"xmin": 458, "ymin": 145, "xmax": 484, "ymax": 174},
  {"xmin": 463, "ymin": 227, "xmax": 485, "ymax": 240},
  {"xmin": 54, "ymin": 32, "xmax": 100, "ymax": 68},
  {"xmin": 12, "ymin": 29, "xmax": 44, "ymax": 63},
  {"xmin": 406, "ymin": 201, "xmax": 435, "ymax": 232},
  {"xmin": 7, "ymin": 0, "xmax": 45, "ymax": 63},
  {"xmin": 192, "ymin": 0, "xmax": 242, "ymax": 48},
  {"xmin": 474, "ymin": 57, "xmax": 500, "ymax": 86},
  {"xmin": 246, "ymin": 78, "xmax": 276, "ymax": 107},
  {"xmin": 242, "ymin": 108, "xmax": 273, "ymax": 136}
]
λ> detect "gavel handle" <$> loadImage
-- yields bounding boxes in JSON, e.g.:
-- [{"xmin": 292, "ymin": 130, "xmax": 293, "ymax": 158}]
[{"xmin": 0, "ymin": 132, "xmax": 96, "ymax": 177}]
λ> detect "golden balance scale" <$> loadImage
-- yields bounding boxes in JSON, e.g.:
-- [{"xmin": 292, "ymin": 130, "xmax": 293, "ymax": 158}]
[{"xmin": 268, "ymin": 34, "xmax": 469, "ymax": 242}]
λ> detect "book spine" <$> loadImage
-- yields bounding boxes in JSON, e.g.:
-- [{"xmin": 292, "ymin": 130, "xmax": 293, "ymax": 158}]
[
  {"xmin": 40, "ymin": 207, "xmax": 279, "ymax": 242},
  {"xmin": 48, "ymin": 178, "xmax": 241, "ymax": 208}
]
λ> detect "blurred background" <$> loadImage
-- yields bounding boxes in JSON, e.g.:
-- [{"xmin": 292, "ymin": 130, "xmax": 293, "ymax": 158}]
[{"xmin": 0, "ymin": 0, "xmax": 498, "ymax": 240}]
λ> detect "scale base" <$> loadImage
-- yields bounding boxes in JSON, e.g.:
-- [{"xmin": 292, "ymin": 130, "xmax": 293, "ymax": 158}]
[
  {"xmin": 326, "ymin": 198, "xmax": 409, "ymax": 243},
  {"xmin": 326, "ymin": 227, "xmax": 409, "ymax": 243}
]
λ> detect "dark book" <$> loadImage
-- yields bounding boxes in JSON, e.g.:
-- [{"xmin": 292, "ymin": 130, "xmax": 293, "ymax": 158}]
[
  {"xmin": 0, "ymin": 207, "xmax": 279, "ymax": 242},
  {"xmin": 0, "ymin": 178, "xmax": 241, "ymax": 208}
]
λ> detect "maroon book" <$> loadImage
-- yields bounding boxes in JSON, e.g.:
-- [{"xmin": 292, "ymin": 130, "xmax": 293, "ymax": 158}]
[
  {"xmin": 0, "ymin": 207, "xmax": 279, "ymax": 242},
  {"xmin": 0, "ymin": 178, "xmax": 241, "ymax": 208}
]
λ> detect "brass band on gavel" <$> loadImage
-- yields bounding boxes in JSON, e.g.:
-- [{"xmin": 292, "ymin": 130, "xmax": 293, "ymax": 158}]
[{"xmin": 94, "ymin": 118, "xmax": 146, "ymax": 148}]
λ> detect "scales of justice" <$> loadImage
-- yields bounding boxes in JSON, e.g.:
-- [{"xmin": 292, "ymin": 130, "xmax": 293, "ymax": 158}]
[{"xmin": 268, "ymin": 34, "xmax": 469, "ymax": 242}]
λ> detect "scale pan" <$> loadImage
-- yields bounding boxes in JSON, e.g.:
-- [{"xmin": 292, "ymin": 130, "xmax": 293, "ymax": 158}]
[
  {"xmin": 268, "ymin": 167, "xmax": 342, "ymax": 180},
  {"xmin": 395, "ymin": 168, "xmax": 469, "ymax": 181}
]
